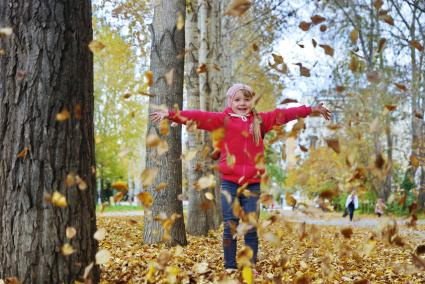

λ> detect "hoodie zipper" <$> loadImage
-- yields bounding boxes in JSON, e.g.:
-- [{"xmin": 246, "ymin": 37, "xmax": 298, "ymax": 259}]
[{"xmin": 242, "ymin": 118, "xmax": 249, "ymax": 183}]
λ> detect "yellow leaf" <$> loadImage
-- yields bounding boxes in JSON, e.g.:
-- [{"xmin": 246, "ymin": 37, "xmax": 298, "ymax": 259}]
[
  {"xmin": 197, "ymin": 175, "xmax": 216, "ymax": 190},
  {"xmin": 205, "ymin": 192, "xmax": 214, "ymax": 200},
  {"xmin": 144, "ymin": 70, "xmax": 154, "ymax": 87},
  {"xmin": 176, "ymin": 12, "xmax": 185, "ymax": 30},
  {"xmin": 75, "ymin": 175, "xmax": 87, "ymax": 190},
  {"xmin": 146, "ymin": 134, "xmax": 161, "ymax": 147},
  {"xmin": 93, "ymin": 228, "xmax": 106, "ymax": 241},
  {"xmin": 112, "ymin": 181, "xmax": 128, "ymax": 192},
  {"xmin": 196, "ymin": 64, "xmax": 207, "ymax": 74},
  {"xmin": 159, "ymin": 119, "xmax": 170, "ymax": 136},
  {"xmin": 137, "ymin": 191, "xmax": 154, "ymax": 208},
  {"xmin": 0, "ymin": 27, "xmax": 13, "ymax": 37},
  {"xmin": 17, "ymin": 147, "xmax": 29, "ymax": 159},
  {"xmin": 56, "ymin": 108, "xmax": 71, "ymax": 121},
  {"xmin": 242, "ymin": 266, "xmax": 253, "ymax": 284},
  {"xmin": 66, "ymin": 227, "xmax": 77, "ymax": 239},
  {"xmin": 141, "ymin": 168, "xmax": 158, "ymax": 187},
  {"xmin": 95, "ymin": 249, "xmax": 111, "ymax": 265},
  {"xmin": 193, "ymin": 262, "xmax": 209, "ymax": 274},
  {"xmin": 182, "ymin": 149, "xmax": 197, "ymax": 161},
  {"xmin": 373, "ymin": 0, "xmax": 383, "ymax": 10},
  {"xmin": 271, "ymin": 53, "xmax": 284, "ymax": 64},
  {"xmin": 224, "ymin": 0, "xmax": 252, "ymax": 17},
  {"xmin": 350, "ymin": 29, "xmax": 359, "ymax": 44},
  {"xmin": 88, "ymin": 40, "xmax": 106, "ymax": 53},
  {"xmin": 83, "ymin": 262, "xmax": 94, "ymax": 279},
  {"xmin": 61, "ymin": 243, "xmax": 75, "ymax": 256},
  {"xmin": 113, "ymin": 192, "xmax": 125, "ymax": 203},
  {"xmin": 165, "ymin": 68, "xmax": 175, "ymax": 86},
  {"xmin": 52, "ymin": 191, "xmax": 67, "ymax": 207}
]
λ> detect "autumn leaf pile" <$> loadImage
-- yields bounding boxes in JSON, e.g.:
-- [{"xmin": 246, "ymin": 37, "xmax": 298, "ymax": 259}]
[{"xmin": 98, "ymin": 215, "xmax": 425, "ymax": 283}]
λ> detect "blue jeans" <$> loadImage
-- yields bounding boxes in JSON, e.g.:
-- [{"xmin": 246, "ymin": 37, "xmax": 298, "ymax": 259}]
[{"xmin": 221, "ymin": 180, "xmax": 260, "ymax": 269}]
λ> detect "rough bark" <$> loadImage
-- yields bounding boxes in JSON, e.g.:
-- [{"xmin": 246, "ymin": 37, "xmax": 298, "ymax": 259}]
[
  {"xmin": 143, "ymin": 0, "xmax": 187, "ymax": 246},
  {"xmin": 0, "ymin": 0, "xmax": 99, "ymax": 283}
]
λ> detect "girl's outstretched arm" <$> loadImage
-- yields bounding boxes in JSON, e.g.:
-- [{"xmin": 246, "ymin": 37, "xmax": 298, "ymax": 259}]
[{"xmin": 150, "ymin": 109, "xmax": 225, "ymax": 131}]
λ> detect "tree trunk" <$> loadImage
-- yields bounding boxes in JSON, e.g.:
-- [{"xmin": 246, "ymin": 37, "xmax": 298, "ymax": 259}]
[
  {"xmin": 0, "ymin": 0, "xmax": 99, "ymax": 282},
  {"xmin": 143, "ymin": 0, "xmax": 187, "ymax": 246}
]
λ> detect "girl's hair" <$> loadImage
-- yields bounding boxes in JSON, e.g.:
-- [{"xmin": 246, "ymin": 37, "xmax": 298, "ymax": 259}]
[{"xmin": 237, "ymin": 89, "xmax": 263, "ymax": 145}]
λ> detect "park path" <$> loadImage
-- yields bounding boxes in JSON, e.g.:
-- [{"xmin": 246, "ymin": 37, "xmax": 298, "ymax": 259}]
[{"xmin": 97, "ymin": 210, "xmax": 425, "ymax": 239}]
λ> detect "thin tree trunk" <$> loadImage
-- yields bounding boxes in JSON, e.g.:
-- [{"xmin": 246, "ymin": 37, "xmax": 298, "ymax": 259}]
[
  {"xmin": 0, "ymin": 0, "xmax": 99, "ymax": 282},
  {"xmin": 143, "ymin": 0, "xmax": 187, "ymax": 246}
]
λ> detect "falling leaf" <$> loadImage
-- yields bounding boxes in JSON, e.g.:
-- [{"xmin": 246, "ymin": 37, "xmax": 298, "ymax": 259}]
[
  {"xmin": 88, "ymin": 40, "xmax": 106, "ymax": 53},
  {"xmin": 312, "ymin": 38, "xmax": 317, "ymax": 48},
  {"xmin": 56, "ymin": 109, "xmax": 71, "ymax": 121},
  {"xmin": 375, "ymin": 153, "xmax": 385, "ymax": 169},
  {"xmin": 205, "ymin": 192, "xmax": 214, "ymax": 200},
  {"xmin": 66, "ymin": 227, "xmax": 77, "ymax": 239},
  {"xmin": 319, "ymin": 190, "xmax": 337, "ymax": 199},
  {"xmin": 394, "ymin": 83, "xmax": 407, "ymax": 92},
  {"xmin": 144, "ymin": 70, "xmax": 154, "ymax": 87},
  {"xmin": 340, "ymin": 227, "xmax": 353, "ymax": 238},
  {"xmin": 319, "ymin": 44, "xmax": 334, "ymax": 57},
  {"xmin": 75, "ymin": 175, "xmax": 87, "ymax": 190},
  {"xmin": 112, "ymin": 181, "xmax": 128, "ymax": 192},
  {"xmin": 415, "ymin": 245, "xmax": 425, "ymax": 255},
  {"xmin": 61, "ymin": 244, "xmax": 75, "ymax": 256},
  {"xmin": 271, "ymin": 53, "xmax": 284, "ymax": 64},
  {"xmin": 182, "ymin": 149, "xmax": 197, "ymax": 161},
  {"xmin": 384, "ymin": 105, "xmax": 397, "ymax": 111},
  {"xmin": 224, "ymin": 0, "xmax": 252, "ymax": 17},
  {"xmin": 74, "ymin": 104, "xmax": 82, "ymax": 120},
  {"xmin": 251, "ymin": 43, "xmax": 259, "ymax": 51},
  {"xmin": 311, "ymin": 15, "xmax": 326, "ymax": 25},
  {"xmin": 377, "ymin": 38, "xmax": 387, "ymax": 53},
  {"xmin": 113, "ymin": 192, "xmax": 125, "ymax": 203},
  {"xmin": 141, "ymin": 168, "xmax": 158, "ymax": 187},
  {"xmin": 0, "ymin": 27, "xmax": 13, "ymax": 37},
  {"xmin": 279, "ymin": 98, "xmax": 298, "ymax": 105},
  {"xmin": 325, "ymin": 138, "xmax": 340, "ymax": 153},
  {"xmin": 157, "ymin": 140, "xmax": 169, "ymax": 156},
  {"xmin": 146, "ymin": 134, "xmax": 161, "ymax": 147},
  {"xmin": 414, "ymin": 111, "xmax": 423, "ymax": 119},
  {"xmin": 298, "ymin": 21, "xmax": 311, "ymax": 31},
  {"xmin": 410, "ymin": 155, "xmax": 419, "ymax": 168},
  {"xmin": 96, "ymin": 249, "xmax": 111, "ymax": 265},
  {"xmin": 159, "ymin": 119, "xmax": 170, "ymax": 136},
  {"xmin": 350, "ymin": 56, "xmax": 359, "ymax": 72},
  {"xmin": 409, "ymin": 40, "xmax": 424, "ymax": 52},
  {"xmin": 165, "ymin": 68, "xmax": 174, "ymax": 86},
  {"xmin": 17, "ymin": 147, "xmax": 29, "ymax": 159},
  {"xmin": 297, "ymin": 43, "xmax": 305, "ymax": 48},
  {"xmin": 0, "ymin": 48, "xmax": 5, "ymax": 55},
  {"xmin": 51, "ymin": 191, "xmax": 67, "ymax": 207},
  {"xmin": 299, "ymin": 144, "xmax": 308, "ymax": 152},
  {"xmin": 285, "ymin": 192, "xmax": 297, "ymax": 207},
  {"xmin": 350, "ymin": 29, "xmax": 359, "ymax": 44},
  {"xmin": 83, "ymin": 262, "xmax": 94, "ymax": 279},
  {"xmin": 242, "ymin": 266, "xmax": 253, "ymax": 284},
  {"xmin": 197, "ymin": 175, "xmax": 216, "ymax": 190},
  {"xmin": 137, "ymin": 192, "xmax": 153, "ymax": 208},
  {"xmin": 196, "ymin": 64, "xmax": 207, "ymax": 74},
  {"xmin": 138, "ymin": 91, "xmax": 155, "ymax": 97},
  {"xmin": 366, "ymin": 71, "xmax": 380, "ymax": 83},
  {"xmin": 193, "ymin": 262, "xmax": 209, "ymax": 274},
  {"xmin": 176, "ymin": 12, "xmax": 184, "ymax": 30},
  {"xmin": 374, "ymin": 0, "xmax": 383, "ymax": 10},
  {"xmin": 320, "ymin": 25, "xmax": 327, "ymax": 32},
  {"xmin": 94, "ymin": 228, "xmax": 106, "ymax": 241},
  {"xmin": 336, "ymin": 86, "xmax": 346, "ymax": 93},
  {"xmin": 380, "ymin": 14, "xmax": 394, "ymax": 26}
]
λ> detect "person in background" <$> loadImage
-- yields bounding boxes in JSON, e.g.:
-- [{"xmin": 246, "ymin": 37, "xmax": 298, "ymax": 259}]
[
  {"xmin": 345, "ymin": 191, "xmax": 359, "ymax": 221},
  {"xmin": 375, "ymin": 198, "xmax": 386, "ymax": 217}
]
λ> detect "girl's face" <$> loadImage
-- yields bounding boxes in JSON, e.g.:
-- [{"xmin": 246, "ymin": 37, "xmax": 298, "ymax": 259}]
[{"xmin": 230, "ymin": 91, "xmax": 253, "ymax": 115}]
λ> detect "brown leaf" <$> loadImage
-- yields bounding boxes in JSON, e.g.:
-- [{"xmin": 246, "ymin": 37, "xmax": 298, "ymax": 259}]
[
  {"xmin": 56, "ymin": 108, "xmax": 71, "ymax": 121},
  {"xmin": 366, "ymin": 71, "xmax": 380, "ymax": 83},
  {"xmin": 325, "ymin": 138, "xmax": 340, "ymax": 154},
  {"xmin": 297, "ymin": 43, "xmax": 305, "ymax": 48},
  {"xmin": 319, "ymin": 25, "xmax": 327, "ymax": 32},
  {"xmin": 373, "ymin": 0, "xmax": 383, "ymax": 10},
  {"xmin": 251, "ymin": 43, "xmax": 259, "ymax": 52},
  {"xmin": 374, "ymin": 153, "xmax": 385, "ymax": 169},
  {"xmin": 224, "ymin": 0, "xmax": 252, "ymax": 17},
  {"xmin": 384, "ymin": 105, "xmax": 397, "ymax": 111},
  {"xmin": 336, "ymin": 86, "xmax": 346, "ymax": 93},
  {"xmin": 410, "ymin": 155, "xmax": 420, "ymax": 168},
  {"xmin": 319, "ymin": 44, "xmax": 334, "ymax": 57},
  {"xmin": 159, "ymin": 119, "xmax": 170, "ymax": 136},
  {"xmin": 409, "ymin": 40, "xmax": 424, "ymax": 51},
  {"xmin": 350, "ymin": 56, "xmax": 359, "ymax": 72},
  {"xmin": 271, "ymin": 53, "xmax": 284, "ymax": 64},
  {"xmin": 350, "ymin": 29, "xmax": 359, "ymax": 44},
  {"xmin": 380, "ymin": 14, "xmax": 394, "ymax": 26},
  {"xmin": 165, "ymin": 68, "xmax": 174, "ymax": 86},
  {"xmin": 88, "ymin": 40, "xmax": 106, "ymax": 53},
  {"xmin": 299, "ymin": 21, "xmax": 311, "ymax": 31},
  {"xmin": 196, "ymin": 64, "xmax": 208, "ymax": 74},
  {"xmin": 0, "ymin": 27, "xmax": 13, "ymax": 38},
  {"xmin": 377, "ymin": 38, "xmax": 387, "ymax": 53},
  {"xmin": 327, "ymin": 123, "xmax": 341, "ymax": 130},
  {"xmin": 112, "ymin": 181, "xmax": 128, "ymax": 192},
  {"xmin": 144, "ymin": 71, "xmax": 154, "ymax": 87},
  {"xmin": 340, "ymin": 227, "xmax": 353, "ymax": 238},
  {"xmin": 17, "ymin": 147, "xmax": 29, "ymax": 159},
  {"xmin": 137, "ymin": 192, "xmax": 153, "ymax": 208},
  {"xmin": 415, "ymin": 245, "xmax": 425, "ymax": 255},
  {"xmin": 300, "ymin": 66, "xmax": 311, "ymax": 77},
  {"xmin": 394, "ymin": 83, "xmax": 407, "ymax": 92},
  {"xmin": 312, "ymin": 38, "xmax": 317, "ymax": 48},
  {"xmin": 141, "ymin": 168, "xmax": 158, "ymax": 187},
  {"xmin": 414, "ymin": 111, "xmax": 423, "ymax": 119},
  {"xmin": 299, "ymin": 144, "xmax": 308, "ymax": 152},
  {"xmin": 319, "ymin": 190, "xmax": 337, "ymax": 199},
  {"xmin": 311, "ymin": 15, "xmax": 326, "ymax": 25},
  {"xmin": 285, "ymin": 192, "xmax": 297, "ymax": 207},
  {"xmin": 279, "ymin": 98, "xmax": 298, "ymax": 105}
]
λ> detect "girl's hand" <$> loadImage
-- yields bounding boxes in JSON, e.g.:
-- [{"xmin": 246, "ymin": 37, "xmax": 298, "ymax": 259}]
[
  {"xmin": 150, "ymin": 109, "xmax": 169, "ymax": 123},
  {"xmin": 311, "ymin": 103, "xmax": 331, "ymax": 120}
]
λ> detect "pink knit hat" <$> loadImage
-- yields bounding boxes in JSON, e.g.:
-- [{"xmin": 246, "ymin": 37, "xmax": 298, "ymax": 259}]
[{"xmin": 226, "ymin": 83, "xmax": 254, "ymax": 107}]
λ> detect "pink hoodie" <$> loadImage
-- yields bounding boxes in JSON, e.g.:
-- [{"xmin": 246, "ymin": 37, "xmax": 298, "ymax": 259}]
[{"xmin": 168, "ymin": 106, "xmax": 311, "ymax": 185}]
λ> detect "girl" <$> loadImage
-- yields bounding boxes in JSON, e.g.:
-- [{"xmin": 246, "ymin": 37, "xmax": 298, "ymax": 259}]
[
  {"xmin": 345, "ymin": 191, "xmax": 359, "ymax": 221},
  {"xmin": 150, "ymin": 83, "xmax": 331, "ymax": 271},
  {"xmin": 375, "ymin": 198, "xmax": 386, "ymax": 217}
]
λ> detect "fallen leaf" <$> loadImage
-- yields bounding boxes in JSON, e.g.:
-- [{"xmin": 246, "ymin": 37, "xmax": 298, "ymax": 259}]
[
  {"xmin": 340, "ymin": 227, "xmax": 353, "ymax": 238},
  {"xmin": 146, "ymin": 134, "xmax": 161, "ymax": 147},
  {"xmin": 242, "ymin": 265, "xmax": 253, "ymax": 284},
  {"xmin": 205, "ymin": 192, "xmax": 214, "ymax": 200},
  {"xmin": 83, "ymin": 262, "xmax": 94, "ymax": 279},
  {"xmin": 96, "ymin": 249, "xmax": 111, "ymax": 265},
  {"xmin": 94, "ymin": 228, "xmax": 106, "ymax": 241},
  {"xmin": 384, "ymin": 105, "xmax": 397, "ymax": 111},
  {"xmin": 224, "ymin": 0, "xmax": 252, "ymax": 17},
  {"xmin": 159, "ymin": 119, "xmax": 170, "ymax": 136},
  {"xmin": 312, "ymin": 38, "xmax": 317, "ymax": 48}
]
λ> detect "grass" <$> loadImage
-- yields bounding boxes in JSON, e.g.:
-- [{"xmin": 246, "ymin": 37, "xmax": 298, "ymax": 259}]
[{"xmin": 96, "ymin": 204, "xmax": 144, "ymax": 213}]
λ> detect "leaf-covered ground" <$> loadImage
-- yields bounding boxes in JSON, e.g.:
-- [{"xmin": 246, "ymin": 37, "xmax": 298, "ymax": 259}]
[{"xmin": 98, "ymin": 214, "xmax": 425, "ymax": 283}]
